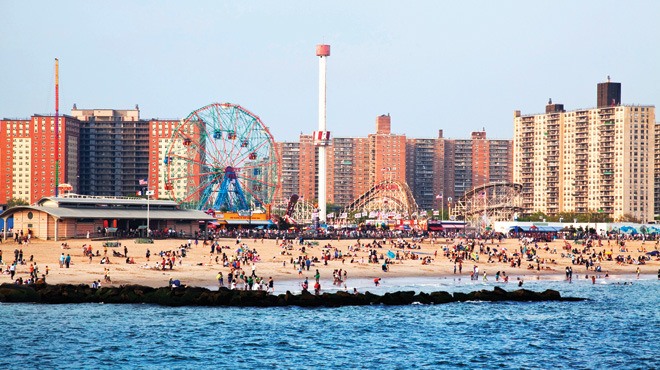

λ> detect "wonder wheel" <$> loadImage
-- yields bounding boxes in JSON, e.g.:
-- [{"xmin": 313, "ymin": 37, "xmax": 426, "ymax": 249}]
[{"xmin": 163, "ymin": 103, "xmax": 280, "ymax": 211}]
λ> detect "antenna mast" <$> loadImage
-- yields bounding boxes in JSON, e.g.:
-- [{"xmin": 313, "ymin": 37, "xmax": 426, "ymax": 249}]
[{"xmin": 54, "ymin": 58, "xmax": 60, "ymax": 197}]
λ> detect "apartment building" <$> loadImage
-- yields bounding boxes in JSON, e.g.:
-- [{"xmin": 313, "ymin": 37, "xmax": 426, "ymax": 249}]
[
  {"xmin": 274, "ymin": 141, "xmax": 301, "ymax": 204},
  {"xmin": 368, "ymin": 114, "xmax": 407, "ymax": 185},
  {"xmin": 0, "ymin": 115, "xmax": 80, "ymax": 204},
  {"xmin": 513, "ymin": 81, "xmax": 655, "ymax": 221},
  {"xmin": 72, "ymin": 106, "xmax": 149, "ymax": 197}
]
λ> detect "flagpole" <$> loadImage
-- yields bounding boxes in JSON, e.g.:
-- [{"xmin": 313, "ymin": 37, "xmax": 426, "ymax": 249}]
[{"xmin": 441, "ymin": 196, "xmax": 444, "ymax": 221}]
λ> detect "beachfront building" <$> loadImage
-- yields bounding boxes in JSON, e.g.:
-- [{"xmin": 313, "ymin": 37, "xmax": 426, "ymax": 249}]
[
  {"xmin": 0, "ymin": 194, "xmax": 214, "ymax": 241},
  {"xmin": 274, "ymin": 141, "xmax": 301, "ymax": 204},
  {"xmin": 72, "ymin": 106, "xmax": 150, "ymax": 198},
  {"xmin": 655, "ymin": 121, "xmax": 660, "ymax": 219},
  {"xmin": 440, "ymin": 131, "xmax": 514, "ymax": 202},
  {"xmin": 369, "ymin": 114, "xmax": 407, "ymax": 185},
  {"xmin": 513, "ymin": 80, "xmax": 656, "ymax": 222},
  {"xmin": 297, "ymin": 134, "xmax": 318, "ymax": 203},
  {"xmin": 0, "ymin": 115, "xmax": 81, "ymax": 205},
  {"xmin": 405, "ymin": 135, "xmax": 445, "ymax": 211},
  {"xmin": 147, "ymin": 117, "xmax": 203, "ymax": 202}
]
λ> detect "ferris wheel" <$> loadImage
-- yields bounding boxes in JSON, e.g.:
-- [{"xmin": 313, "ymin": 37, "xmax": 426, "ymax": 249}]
[{"xmin": 163, "ymin": 103, "xmax": 280, "ymax": 211}]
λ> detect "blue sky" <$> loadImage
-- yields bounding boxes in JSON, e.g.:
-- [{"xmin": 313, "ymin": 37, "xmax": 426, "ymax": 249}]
[{"xmin": 1, "ymin": 1, "xmax": 658, "ymax": 141}]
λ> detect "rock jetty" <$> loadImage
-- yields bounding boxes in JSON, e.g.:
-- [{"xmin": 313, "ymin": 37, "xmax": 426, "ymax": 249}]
[{"xmin": 0, "ymin": 283, "xmax": 585, "ymax": 307}]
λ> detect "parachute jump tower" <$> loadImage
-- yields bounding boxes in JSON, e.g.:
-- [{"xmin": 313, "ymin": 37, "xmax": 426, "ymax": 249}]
[{"xmin": 315, "ymin": 44, "xmax": 331, "ymax": 223}]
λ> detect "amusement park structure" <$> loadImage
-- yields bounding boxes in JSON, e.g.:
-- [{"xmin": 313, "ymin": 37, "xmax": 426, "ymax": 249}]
[
  {"xmin": 315, "ymin": 44, "xmax": 332, "ymax": 223},
  {"xmin": 449, "ymin": 182, "xmax": 523, "ymax": 229},
  {"xmin": 272, "ymin": 194, "xmax": 318, "ymax": 226},
  {"xmin": 162, "ymin": 103, "xmax": 280, "ymax": 223},
  {"xmin": 343, "ymin": 179, "xmax": 419, "ymax": 217}
]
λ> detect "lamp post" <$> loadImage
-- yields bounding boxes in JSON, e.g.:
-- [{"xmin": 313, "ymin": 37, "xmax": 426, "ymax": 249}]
[{"xmin": 146, "ymin": 189, "xmax": 154, "ymax": 238}]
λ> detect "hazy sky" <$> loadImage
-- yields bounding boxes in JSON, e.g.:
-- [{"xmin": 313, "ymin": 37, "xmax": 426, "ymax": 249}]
[{"xmin": 1, "ymin": 1, "xmax": 659, "ymax": 142}]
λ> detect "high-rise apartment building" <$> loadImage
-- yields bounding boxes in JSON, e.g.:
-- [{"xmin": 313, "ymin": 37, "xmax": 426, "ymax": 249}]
[
  {"xmin": 274, "ymin": 141, "xmax": 301, "ymax": 204},
  {"xmin": 298, "ymin": 134, "xmax": 317, "ymax": 202},
  {"xmin": 352, "ymin": 137, "xmax": 371, "ymax": 202},
  {"xmin": 0, "ymin": 115, "xmax": 80, "ymax": 204},
  {"xmin": 327, "ymin": 138, "xmax": 356, "ymax": 206},
  {"xmin": 278, "ymin": 135, "xmax": 370, "ymax": 208},
  {"xmin": 405, "ymin": 130, "xmax": 446, "ymax": 211},
  {"xmin": 368, "ymin": 114, "xmax": 407, "ymax": 185},
  {"xmin": 513, "ymin": 81, "xmax": 656, "ymax": 221},
  {"xmin": 656, "ymin": 121, "xmax": 660, "ymax": 218},
  {"xmin": 147, "ymin": 118, "xmax": 190, "ymax": 201},
  {"xmin": 488, "ymin": 139, "xmax": 514, "ymax": 184},
  {"xmin": 72, "ymin": 107, "xmax": 149, "ymax": 197},
  {"xmin": 438, "ymin": 130, "xmax": 513, "ymax": 202}
]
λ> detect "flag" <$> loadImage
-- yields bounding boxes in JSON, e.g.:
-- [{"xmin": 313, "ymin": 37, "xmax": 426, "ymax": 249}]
[
  {"xmin": 146, "ymin": 190, "xmax": 155, "ymax": 196},
  {"xmin": 340, "ymin": 212, "xmax": 348, "ymax": 219},
  {"xmin": 433, "ymin": 210, "xmax": 439, "ymax": 216},
  {"xmin": 327, "ymin": 212, "xmax": 334, "ymax": 218},
  {"xmin": 136, "ymin": 190, "xmax": 142, "ymax": 196},
  {"xmin": 139, "ymin": 178, "xmax": 148, "ymax": 186},
  {"xmin": 436, "ymin": 194, "xmax": 442, "ymax": 199}
]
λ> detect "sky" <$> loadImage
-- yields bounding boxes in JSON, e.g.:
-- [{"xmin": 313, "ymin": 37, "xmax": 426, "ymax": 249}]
[{"xmin": 1, "ymin": 1, "xmax": 659, "ymax": 142}]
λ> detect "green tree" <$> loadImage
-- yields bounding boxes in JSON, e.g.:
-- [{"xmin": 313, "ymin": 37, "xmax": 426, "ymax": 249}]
[
  {"xmin": 619, "ymin": 213, "xmax": 642, "ymax": 223},
  {"xmin": 6, "ymin": 197, "xmax": 29, "ymax": 208}
]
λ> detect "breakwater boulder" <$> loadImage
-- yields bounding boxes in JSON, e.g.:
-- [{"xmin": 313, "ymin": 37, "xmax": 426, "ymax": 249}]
[{"xmin": 0, "ymin": 283, "xmax": 585, "ymax": 307}]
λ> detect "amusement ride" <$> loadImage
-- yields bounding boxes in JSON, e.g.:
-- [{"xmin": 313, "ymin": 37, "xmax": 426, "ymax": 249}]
[{"xmin": 163, "ymin": 103, "xmax": 280, "ymax": 222}]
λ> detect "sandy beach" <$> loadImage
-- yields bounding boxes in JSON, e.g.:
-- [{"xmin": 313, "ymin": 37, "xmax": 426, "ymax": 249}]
[{"xmin": 2, "ymin": 235, "xmax": 659, "ymax": 288}]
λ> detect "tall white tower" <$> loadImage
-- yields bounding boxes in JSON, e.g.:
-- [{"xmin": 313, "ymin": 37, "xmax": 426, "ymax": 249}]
[{"xmin": 315, "ymin": 44, "xmax": 331, "ymax": 223}]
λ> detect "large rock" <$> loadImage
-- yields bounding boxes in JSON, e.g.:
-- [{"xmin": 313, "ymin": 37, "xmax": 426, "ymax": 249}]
[
  {"xmin": 0, "ymin": 283, "xmax": 39, "ymax": 302},
  {"xmin": 0, "ymin": 284, "xmax": 584, "ymax": 306}
]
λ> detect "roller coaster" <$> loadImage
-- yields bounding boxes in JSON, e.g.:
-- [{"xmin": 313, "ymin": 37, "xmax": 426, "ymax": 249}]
[
  {"xmin": 449, "ymin": 182, "xmax": 523, "ymax": 229},
  {"xmin": 342, "ymin": 179, "xmax": 419, "ymax": 216}
]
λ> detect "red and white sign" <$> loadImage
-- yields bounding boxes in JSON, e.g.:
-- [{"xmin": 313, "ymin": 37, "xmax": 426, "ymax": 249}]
[{"xmin": 313, "ymin": 131, "xmax": 331, "ymax": 145}]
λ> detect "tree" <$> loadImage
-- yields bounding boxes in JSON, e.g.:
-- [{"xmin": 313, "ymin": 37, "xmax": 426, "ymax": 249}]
[
  {"xmin": 6, "ymin": 197, "xmax": 29, "ymax": 208},
  {"xmin": 619, "ymin": 213, "xmax": 642, "ymax": 223}
]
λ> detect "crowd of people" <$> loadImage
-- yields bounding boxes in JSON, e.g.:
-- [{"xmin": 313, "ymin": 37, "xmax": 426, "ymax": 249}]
[{"xmin": 1, "ymin": 225, "xmax": 659, "ymax": 290}]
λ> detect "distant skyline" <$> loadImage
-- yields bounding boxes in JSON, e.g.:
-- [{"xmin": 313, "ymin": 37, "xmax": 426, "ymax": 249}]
[{"xmin": 1, "ymin": 1, "xmax": 659, "ymax": 141}]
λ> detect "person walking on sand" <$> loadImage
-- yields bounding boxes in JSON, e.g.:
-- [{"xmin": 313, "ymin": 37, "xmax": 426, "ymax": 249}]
[
  {"xmin": 65, "ymin": 254, "xmax": 71, "ymax": 268},
  {"xmin": 636, "ymin": 267, "xmax": 640, "ymax": 279},
  {"xmin": 59, "ymin": 253, "xmax": 65, "ymax": 268}
]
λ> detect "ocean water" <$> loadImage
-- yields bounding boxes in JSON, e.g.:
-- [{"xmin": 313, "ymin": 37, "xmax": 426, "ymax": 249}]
[{"xmin": 1, "ymin": 277, "xmax": 658, "ymax": 369}]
